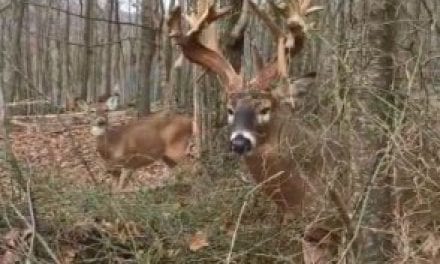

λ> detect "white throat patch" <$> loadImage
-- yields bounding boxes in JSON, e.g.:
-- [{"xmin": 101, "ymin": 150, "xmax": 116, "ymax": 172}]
[{"xmin": 91, "ymin": 126, "xmax": 106, "ymax": 136}]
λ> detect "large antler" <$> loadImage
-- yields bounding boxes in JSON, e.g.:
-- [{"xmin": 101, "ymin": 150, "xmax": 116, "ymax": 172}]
[
  {"xmin": 249, "ymin": 0, "xmax": 322, "ymax": 90},
  {"xmin": 168, "ymin": 4, "xmax": 243, "ymax": 92}
]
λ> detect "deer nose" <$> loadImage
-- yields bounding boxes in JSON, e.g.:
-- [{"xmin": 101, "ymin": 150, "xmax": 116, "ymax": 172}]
[{"xmin": 231, "ymin": 134, "xmax": 252, "ymax": 155}]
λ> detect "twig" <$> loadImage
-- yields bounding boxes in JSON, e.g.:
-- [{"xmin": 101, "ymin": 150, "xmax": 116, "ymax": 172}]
[
  {"xmin": 11, "ymin": 205, "xmax": 61, "ymax": 264},
  {"xmin": 225, "ymin": 171, "xmax": 284, "ymax": 263},
  {"xmin": 25, "ymin": 177, "xmax": 36, "ymax": 263},
  {"xmin": 226, "ymin": 200, "xmax": 248, "ymax": 264}
]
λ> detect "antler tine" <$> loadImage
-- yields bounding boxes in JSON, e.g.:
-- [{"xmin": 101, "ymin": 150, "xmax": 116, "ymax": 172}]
[
  {"xmin": 248, "ymin": 0, "xmax": 321, "ymax": 91},
  {"xmin": 187, "ymin": 4, "xmax": 232, "ymax": 39},
  {"xmin": 168, "ymin": 4, "xmax": 242, "ymax": 92}
]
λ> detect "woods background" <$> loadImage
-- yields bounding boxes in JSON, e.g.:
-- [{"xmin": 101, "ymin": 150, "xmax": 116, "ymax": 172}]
[{"xmin": 1, "ymin": 0, "xmax": 440, "ymax": 263}]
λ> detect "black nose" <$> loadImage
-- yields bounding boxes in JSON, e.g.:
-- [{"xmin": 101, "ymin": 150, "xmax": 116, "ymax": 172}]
[{"xmin": 231, "ymin": 134, "xmax": 252, "ymax": 155}]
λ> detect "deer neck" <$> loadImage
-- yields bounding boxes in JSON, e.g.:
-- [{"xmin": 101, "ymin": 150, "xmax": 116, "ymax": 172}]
[{"xmin": 242, "ymin": 108, "xmax": 294, "ymax": 183}]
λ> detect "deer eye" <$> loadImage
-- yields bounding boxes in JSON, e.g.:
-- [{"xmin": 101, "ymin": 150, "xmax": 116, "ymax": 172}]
[
  {"xmin": 227, "ymin": 108, "xmax": 234, "ymax": 115},
  {"xmin": 260, "ymin": 107, "xmax": 271, "ymax": 115}
]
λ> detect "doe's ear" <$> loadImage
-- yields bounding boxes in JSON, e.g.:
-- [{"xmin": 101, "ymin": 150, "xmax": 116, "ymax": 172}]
[{"xmin": 105, "ymin": 94, "xmax": 119, "ymax": 111}]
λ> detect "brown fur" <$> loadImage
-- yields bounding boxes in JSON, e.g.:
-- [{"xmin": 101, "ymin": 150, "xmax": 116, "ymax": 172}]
[
  {"xmin": 169, "ymin": 2, "xmax": 341, "ymax": 262},
  {"xmin": 93, "ymin": 110, "xmax": 193, "ymax": 186}
]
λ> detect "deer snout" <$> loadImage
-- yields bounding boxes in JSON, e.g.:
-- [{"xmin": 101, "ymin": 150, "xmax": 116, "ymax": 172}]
[
  {"xmin": 230, "ymin": 131, "xmax": 256, "ymax": 155},
  {"xmin": 90, "ymin": 117, "xmax": 108, "ymax": 136}
]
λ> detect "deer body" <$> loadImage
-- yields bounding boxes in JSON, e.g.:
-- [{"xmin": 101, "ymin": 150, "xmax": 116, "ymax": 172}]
[
  {"xmin": 92, "ymin": 109, "xmax": 193, "ymax": 188},
  {"xmin": 169, "ymin": 1, "xmax": 344, "ymax": 262}
]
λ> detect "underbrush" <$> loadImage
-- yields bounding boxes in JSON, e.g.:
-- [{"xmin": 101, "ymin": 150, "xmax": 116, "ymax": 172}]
[{"xmin": 1, "ymin": 156, "xmax": 307, "ymax": 263}]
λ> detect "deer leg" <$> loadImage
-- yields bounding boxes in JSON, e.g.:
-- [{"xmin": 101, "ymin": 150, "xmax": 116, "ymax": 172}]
[
  {"xmin": 118, "ymin": 168, "xmax": 134, "ymax": 189},
  {"xmin": 302, "ymin": 226, "xmax": 334, "ymax": 264}
]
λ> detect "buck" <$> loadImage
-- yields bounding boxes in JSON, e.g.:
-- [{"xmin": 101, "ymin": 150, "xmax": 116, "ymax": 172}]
[
  {"xmin": 90, "ymin": 95, "xmax": 194, "ymax": 189},
  {"xmin": 169, "ymin": 1, "xmax": 349, "ymax": 263}
]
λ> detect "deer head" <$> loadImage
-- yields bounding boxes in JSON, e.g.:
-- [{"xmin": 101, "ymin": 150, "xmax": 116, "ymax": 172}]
[
  {"xmin": 89, "ymin": 93, "xmax": 120, "ymax": 136},
  {"xmin": 169, "ymin": 3, "xmax": 342, "ymax": 262},
  {"xmin": 168, "ymin": 0, "xmax": 321, "ymax": 156}
]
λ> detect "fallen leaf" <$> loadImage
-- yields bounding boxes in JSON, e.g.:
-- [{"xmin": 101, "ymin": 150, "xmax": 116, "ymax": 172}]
[
  {"xmin": 422, "ymin": 233, "xmax": 440, "ymax": 257},
  {"xmin": 189, "ymin": 231, "xmax": 209, "ymax": 252}
]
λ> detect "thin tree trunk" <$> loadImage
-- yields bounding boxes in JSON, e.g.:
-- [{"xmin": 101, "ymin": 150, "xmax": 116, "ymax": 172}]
[
  {"xmin": 361, "ymin": 0, "xmax": 398, "ymax": 262},
  {"xmin": 104, "ymin": 0, "xmax": 114, "ymax": 95},
  {"xmin": 137, "ymin": 0, "xmax": 156, "ymax": 115},
  {"xmin": 42, "ymin": 0, "xmax": 53, "ymax": 99},
  {"xmin": 25, "ymin": 6, "xmax": 33, "ymax": 100},
  {"xmin": 8, "ymin": 0, "xmax": 25, "ymax": 101},
  {"xmin": 162, "ymin": 0, "xmax": 175, "ymax": 108},
  {"xmin": 65, "ymin": 0, "xmax": 72, "ymax": 100},
  {"xmin": 193, "ymin": 0, "xmax": 211, "ymax": 156},
  {"xmin": 81, "ymin": 0, "xmax": 94, "ymax": 100},
  {"xmin": 0, "ymin": 17, "xmax": 5, "ymax": 90},
  {"xmin": 56, "ymin": 2, "xmax": 63, "ymax": 106}
]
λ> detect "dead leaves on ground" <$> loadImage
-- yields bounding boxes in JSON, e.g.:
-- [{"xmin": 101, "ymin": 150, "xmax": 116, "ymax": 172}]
[
  {"xmin": 57, "ymin": 218, "xmax": 151, "ymax": 263},
  {"xmin": 1, "ymin": 112, "xmax": 172, "ymax": 191},
  {"xmin": 188, "ymin": 230, "xmax": 209, "ymax": 252}
]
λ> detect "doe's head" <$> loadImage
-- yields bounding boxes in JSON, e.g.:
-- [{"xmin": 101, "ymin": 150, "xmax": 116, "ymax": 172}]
[{"xmin": 89, "ymin": 93, "xmax": 119, "ymax": 136}]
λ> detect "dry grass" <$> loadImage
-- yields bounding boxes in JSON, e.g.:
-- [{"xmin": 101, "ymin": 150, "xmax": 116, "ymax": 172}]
[
  {"xmin": 1, "ymin": 155, "xmax": 312, "ymax": 263},
  {"xmin": 1, "ymin": 97, "xmax": 440, "ymax": 264}
]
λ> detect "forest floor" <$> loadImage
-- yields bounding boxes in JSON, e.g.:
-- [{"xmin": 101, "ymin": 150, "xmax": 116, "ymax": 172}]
[
  {"xmin": 1, "ymin": 111, "xmax": 439, "ymax": 263},
  {"xmin": 1, "ymin": 111, "xmax": 171, "ymax": 192},
  {"xmin": 1, "ymin": 111, "xmax": 305, "ymax": 264}
]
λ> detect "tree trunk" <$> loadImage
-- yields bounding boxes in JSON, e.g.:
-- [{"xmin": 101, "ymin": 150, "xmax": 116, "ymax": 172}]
[
  {"xmin": 137, "ymin": 0, "xmax": 156, "ymax": 115},
  {"xmin": 24, "ymin": 6, "xmax": 33, "ymax": 100},
  {"xmin": 0, "ymin": 17, "xmax": 5, "ymax": 90},
  {"xmin": 361, "ymin": 1, "xmax": 398, "ymax": 262},
  {"xmin": 8, "ymin": 0, "xmax": 25, "ymax": 101},
  {"xmin": 65, "ymin": 0, "xmax": 72, "ymax": 101},
  {"xmin": 56, "ymin": 2, "xmax": 63, "ymax": 106},
  {"xmin": 114, "ymin": 0, "xmax": 122, "ymax": 87},
  {"xmin": 162, "ymin": 0, "xmax": 175, "ymax": 108},
  {"xmin": 42, "ymin": 0, "xmax": 53, "ymax": 100},
  {"xmin": 81, "ymin": 0, "xmax": 94, "ymax": 100},
  {"xmin": 104, "ymin": 0, "xmax": 114, "ymax": 95}
]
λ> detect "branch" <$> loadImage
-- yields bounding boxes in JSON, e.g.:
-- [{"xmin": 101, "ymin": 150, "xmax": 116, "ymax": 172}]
[{"xmin": 28, "ymin": 2, "xmax": 159, "ymax": 30}]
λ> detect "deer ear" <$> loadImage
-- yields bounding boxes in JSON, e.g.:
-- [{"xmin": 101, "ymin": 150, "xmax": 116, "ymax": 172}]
[{"xmin": 106, "ymin": 94, "xmax": 119, "ymax": 111}]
